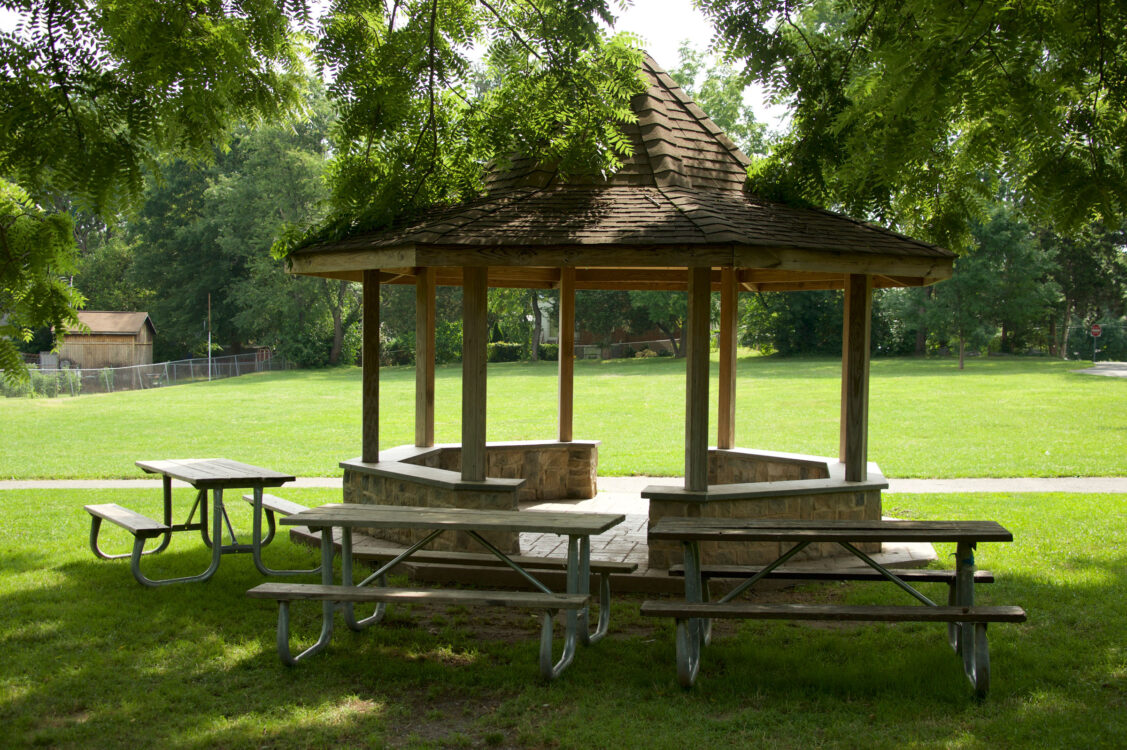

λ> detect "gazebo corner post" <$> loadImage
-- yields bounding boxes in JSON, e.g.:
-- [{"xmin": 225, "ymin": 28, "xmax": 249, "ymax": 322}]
[
  {"xmin": 362, "ymin": 270, "xmax": 380, "ymax": 464},
  {"xmin": 415, "ymin": 267, "xmax": 436, "ymax": 448},
  {"xmin": 840, "ymin": 273, "xmax": 873, "ymax": 481},
  {"xmin": 558, "ymin": 266, "xmax": 576, "ymax": 443},
  {"xmin": 717, "ymin": 266, "xmax": 738, "ymax": 451},
  {"xmin": 462, "ymin": 266, "xmax": 489, "ymax": 482},
  {"xmin": 685, "ymin": 266, "xmax": 712, "ymax": 493}
]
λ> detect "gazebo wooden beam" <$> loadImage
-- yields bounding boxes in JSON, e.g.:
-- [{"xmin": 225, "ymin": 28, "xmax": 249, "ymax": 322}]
[
  {"xmin": 840, "ymin": 273, "xmax": 873, "ymax": 481},
  {"xmin": 362, "ymin": 270, "xmax": 380, "ymax": 463},
  {"xmin": 558, "ymin": 267, "xmax": 575, "ymax": 443},
  {"xmin": 717, "ymin": 266, "xmax": 738, "ymax": 450},
  {"xmin": 415, "ymin": 267, "xmax": 436, "ymax": 448},
  {"xmin": 462, "ymin": 266, "xmax": 489, "ymax": 482},
  {"xmin": 685, "ymin": 266, "xmax": 712, "ymax": 492}
]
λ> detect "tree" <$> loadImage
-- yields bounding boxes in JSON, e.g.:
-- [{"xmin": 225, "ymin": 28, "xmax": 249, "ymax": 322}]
[
  {"xmin": 700, "ymin": 0, "xmax": 1127, "ymax": 246},
  {"xmin": 1040, "ymin": 223, "xmax": 1127, "ymax": 358},
  {"xmin": 628, "ymin": 291, "xmax": 688, "ymax": 357},
  {"xmin": 3, "ymin": 1, "xmax": 645, "ymax": 377},
  {"xmin": 0, "ymin": 179, "xmax": 83, "ymax": 384}
]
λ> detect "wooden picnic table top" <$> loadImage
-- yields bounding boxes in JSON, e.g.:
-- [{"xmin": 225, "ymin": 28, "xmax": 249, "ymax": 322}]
[
  {"xmin": 135, "ymin": 458, "xmax": 295, "ymax": 489},
  {"xmin": 282, "ymin": 503, "xmax": 625, "ymax": 536},
  {"xmin": 647, "ymin": 518, "xmax": 1013, "ymax": 543}
]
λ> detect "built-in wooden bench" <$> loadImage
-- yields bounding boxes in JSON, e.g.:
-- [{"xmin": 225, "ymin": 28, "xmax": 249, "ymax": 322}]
[
  {"xmin": 85, "ymin": 503, "xmax": 169, "ymax": 561},
  {"xmin": 247, "ymin": 581, "xmax": 590, "ymax": 677}
]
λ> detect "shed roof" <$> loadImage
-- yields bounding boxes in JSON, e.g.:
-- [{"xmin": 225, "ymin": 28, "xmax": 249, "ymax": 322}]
[
  {"xmin": 66, "ymin": 311, "xmax": 155, "ymax": 336},
  {"xmin": 288, "ymin": 55, "xmax": 954, "ymax": 291}
]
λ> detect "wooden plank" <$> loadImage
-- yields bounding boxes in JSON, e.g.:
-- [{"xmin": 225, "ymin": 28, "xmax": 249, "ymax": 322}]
[
  {"xmin": 717, "ymin": 266, "xmax": 738, "ymax": 449},
  {"xmin": 840, "ymin": 273, "xmax": 872, "ymax": 481},
  {"xmin": 648, "ymin": 517, "xmax": 1013, "ymax": 543},
  {"xmin": 462, "ymin": 266, "xmax": 488, "ymax": 481},
  {"xmin": 668, "ymin": 565, "xmax": 995, "ymax": 584},
  {"xmin": 84, "ymin": 503, "xmax": 169, "ymax": 536},
  {"xmin": 639, "ymin": 601, "xmax": 1027, "ymax": 623},
  {"xmin": 352, "ymin": 545, "xmax": 637, "ymax": 573},
  {"xmin": 282, "ymin": 503, "xmax": 626, "ymax": 535},
  {"xmin": 558, "ymin": 267, "xmax": 575, "ymax": 442},
  {"xmin": 135, "ymin": 459, "xmax": 294, "ymax": 488},
  {"xmin": 247, "ymin": 583, "xmax": 589, "ymax": 609},
  {"xmin": 241, "ymin": 493, "xmax": 309, "ymax": 517},
  {"xmin": 363, "ymin": 269, "xmax": 380, "ymax": 463},
  {"xmin": 415, "ymin": 267, "xmax": 436, "ymax": 447},
  {"xmin": 685, "ymin": 266, "xmax": 712, "ymax": 492}
]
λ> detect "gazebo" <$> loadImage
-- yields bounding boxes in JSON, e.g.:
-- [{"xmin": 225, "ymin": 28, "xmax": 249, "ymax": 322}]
[{"xmin": 287, "ymin": 55, "xmax": 955, "ymax": 570}]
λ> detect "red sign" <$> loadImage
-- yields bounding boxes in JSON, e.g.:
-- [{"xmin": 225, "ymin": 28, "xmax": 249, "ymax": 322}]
[{"xmin": 1091, "ymin": 323, "xmax": 1103, "ymax": 338}]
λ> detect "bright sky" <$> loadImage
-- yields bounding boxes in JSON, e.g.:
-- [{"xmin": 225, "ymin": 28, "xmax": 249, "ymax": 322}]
[{"xmin": 612, "ymin": 0, "xmax": 788, "ymax": 129}]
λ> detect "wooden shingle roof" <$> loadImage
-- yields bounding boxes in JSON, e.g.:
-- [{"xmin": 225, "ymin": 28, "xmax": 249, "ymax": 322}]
[
  {"xmin": 289, "ymin": 55, "xmax": 954, "ymax": 292},
  {"xmin": 66, "ymin": 311, "xmax": 155, "ymax": 336}
]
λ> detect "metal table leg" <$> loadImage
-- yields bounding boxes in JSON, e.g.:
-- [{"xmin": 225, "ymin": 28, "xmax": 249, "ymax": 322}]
[
  {"xmin": 341, "ymin": 527, "xmax": 385, "ymax": 631},
  {"xmin": 250, "ymin": 487, "xmax": 322, "ymax": 577},
  {"xmin": 277, "ymin": 528, "xmax": 337, "ymax": 665},
  {"xmin": 539, "ymin": 535, "xmax": 581, "ymax": 680},
  {"xmin": 130, "ymin": 488, "xmax": 224, "ymax": 587},
  {"xmin": 675, "ymin": 539, "xmax": 704, "ymax": 687}
]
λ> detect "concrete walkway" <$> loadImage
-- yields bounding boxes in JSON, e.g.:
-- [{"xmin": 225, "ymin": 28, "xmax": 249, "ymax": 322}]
[{"xmin": 1072, "ymin": 361, "xmax": 1127, "ymax": 378}]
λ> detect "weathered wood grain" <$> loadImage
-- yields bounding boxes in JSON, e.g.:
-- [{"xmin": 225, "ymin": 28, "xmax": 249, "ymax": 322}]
[
  {"xmin": 639, "ymin": 601, "xmax": 1027, "ymax": 623},
  {"xmin": 247, "ymin": 583, "xmax": 589, "ymax": 610},
  {"xmin": 282, "ymin": 503, "xmax": 625, "ymax": 535}
]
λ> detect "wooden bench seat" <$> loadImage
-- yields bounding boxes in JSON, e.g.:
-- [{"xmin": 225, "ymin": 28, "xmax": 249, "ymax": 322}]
[
  {"xmin": 669, "ymin": 565, "xmax": 994, "ymax": 585},
  {"xmin": 248, "ymin": 581, "xmax": 590, "ymax": 677},
  {"xmin": 241, "ymin": 493, "xmax": 309, "ymax": 517},
  {"xmin": 353, "ymin": 545, "xmax": 637, "ymax": 575},
  {"xmin": 85, "ymin": 503, "xmax": 169, "ymax": 538},
  {"xmin": 640, "ymin": 601, "xmax": 1026, "ymax": 623},
  {"xmin": 249, "ymin": 582, "xmax": 589, "ymax": 609},
  {"xmin": 84, "ymin": 502, "xmax": 171, "ymax": 569}
]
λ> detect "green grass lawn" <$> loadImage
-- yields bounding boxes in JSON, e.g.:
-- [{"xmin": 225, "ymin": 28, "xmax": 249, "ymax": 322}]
[
  {"xmin": 2, "ymin": 356, "xmax": 1123, "ymax": 479},
  {"xmin": 0, "ymin": 488, "xmax": 1123, "ymax": 748}
]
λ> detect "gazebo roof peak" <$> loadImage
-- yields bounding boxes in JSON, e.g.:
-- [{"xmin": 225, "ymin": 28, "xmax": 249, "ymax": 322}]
[{"xmin": 486, "ymin": 53, "xmax": 751, "ymax": 193}]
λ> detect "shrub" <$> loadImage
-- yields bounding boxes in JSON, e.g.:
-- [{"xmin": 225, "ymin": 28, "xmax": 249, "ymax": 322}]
[
  {"xmin": 31, "ymin": 368, "xmax": 61, "ymax": 397},
  {"xmin": 435, "ymin": 320, "xmax": 463, "ymax": 364},
  {"xmin": 538, "ymin": 343, "xmax": 559, "ymax": 361},
  {"xmin": 62, "ymin": 369, "xmax": 81, "ymax": 396},
  {"xmin": 656, "ymin": 348, "xmax": 674, "ymax": 357},
  {"xmin": 634, "ymin": 348, "xmax": 657, "ymax": 358},
  {"xmin": 487, "ymin": 342, "xmax": 523, "ymax": 362}
]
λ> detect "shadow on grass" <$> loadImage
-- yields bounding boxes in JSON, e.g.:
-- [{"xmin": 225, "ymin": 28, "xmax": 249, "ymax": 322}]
[{"xmin": 3, "ymin": 530, "xmax": 1125, "ymax": 748}]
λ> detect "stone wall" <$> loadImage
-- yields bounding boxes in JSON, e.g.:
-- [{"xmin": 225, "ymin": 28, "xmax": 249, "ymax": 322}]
[
  {"xmin": 708, "ymin": 448, "xmax": 831, "ymax": 484},
  {"xmin": 647, "ymin": 488, "xmax": 882, "ymax": 570},
  {"xmin": 401, "ymin": 441, "xmax": 598, "ymax": 503},
  {"xmin": 342, "ymin": 467, "xmax": 522, "ymax": 554}
]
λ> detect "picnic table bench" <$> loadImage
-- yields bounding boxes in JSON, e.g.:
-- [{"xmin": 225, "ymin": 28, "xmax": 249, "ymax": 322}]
[
  {"xmin": 84, "ymin": 459, "xmax": 311, "ymax": 586},
  {"xmin": 642, "ymin": 518, "xmax": 1026, "ymax": 698},
  {"xmin": 247, "ymin": 503, "xmax": 627, "ymax": 680}
]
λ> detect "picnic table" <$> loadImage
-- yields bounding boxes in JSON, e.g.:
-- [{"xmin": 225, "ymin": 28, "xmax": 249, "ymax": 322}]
[
  {"xmin": 641, "ymin": 518, "xmax": 1026, "ymax": 697},
  {"xmin": 247, "ymin": 503, "xmax": 625, "ymax": 680},
  {"xmin": 85, "ymin": 458, "xmax": 316, "ymax": 586}
]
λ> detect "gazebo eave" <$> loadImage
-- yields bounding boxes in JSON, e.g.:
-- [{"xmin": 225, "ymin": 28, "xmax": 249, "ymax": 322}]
[{"xmin": 287, "ymin": 243, "xmax": 953, "ymax": 291}]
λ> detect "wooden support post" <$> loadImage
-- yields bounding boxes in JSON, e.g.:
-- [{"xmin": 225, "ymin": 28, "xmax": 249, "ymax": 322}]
[
  {"xmin": 415, "ymin": 267, "xmax": 436, "ymax": 448},
  {"xmin": 362, "ymin": 270, "xmax": 380, "ymax": 463},
  {"xmin": 558, "ymin": 267, "xmax": 575, "ymax": 443},
  {"xmin": 717, "ymin": 266, "xmax": 738, "ymax": 450},
  {"xmin": 462, "ymin": 266, "xmax": 488, "ymax": 482},
  {"xmin": 685, "ymin": 266, "xmax": 712, "ymax": 492},
  {"xmin": 840, "ymin": 273, "xmax": 873, "ymax": 481}
]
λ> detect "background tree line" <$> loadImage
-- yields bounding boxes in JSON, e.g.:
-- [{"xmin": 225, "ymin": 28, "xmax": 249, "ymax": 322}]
[{"xmin": 5, "ymin": 3, "xmax": 1127, "ymax": 376}]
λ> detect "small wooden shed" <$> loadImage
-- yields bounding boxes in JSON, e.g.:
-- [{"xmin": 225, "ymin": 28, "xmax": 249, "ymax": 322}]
[{"xmin": 58, "ymin": 311, "xmax": 156, "ymax": 369}]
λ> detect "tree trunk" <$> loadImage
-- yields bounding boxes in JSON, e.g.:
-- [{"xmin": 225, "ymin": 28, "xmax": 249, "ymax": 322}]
[
  {"xmin": 529, "ymin": 289, "xmax": 541, "ymax": 362},
  {"xmin": 1048, "ymin": 316, "xmax": 1057, "ymax": 356},
  {"xmin": 958, "ymin": 336, "xmax": 965, "ymax": 370},
  {"xmin": 656, "ymin": 322, "xmax": 682, "ymax": 357},
  {"xmin": 1059, "ymin": 298, "xmax": 1073, "ymax": 360},
  {"xmin": 915, "ymin": 287, "xmax": 932, "ymax": 355}
]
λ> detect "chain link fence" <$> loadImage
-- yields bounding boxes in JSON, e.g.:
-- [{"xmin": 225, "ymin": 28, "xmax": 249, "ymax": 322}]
[{"xmin": 2, "ymin": 352, "xmax": 289, "ymax": 398}]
